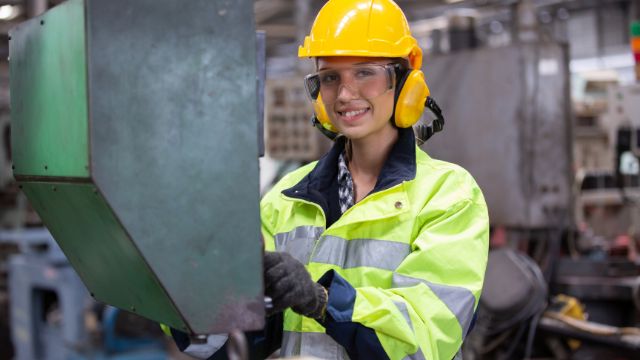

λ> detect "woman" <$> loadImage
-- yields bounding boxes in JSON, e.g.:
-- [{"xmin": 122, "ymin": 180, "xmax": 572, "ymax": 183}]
[{"xmin": 260, "ymin": 1, "xmax": 489, "ymax": 359}]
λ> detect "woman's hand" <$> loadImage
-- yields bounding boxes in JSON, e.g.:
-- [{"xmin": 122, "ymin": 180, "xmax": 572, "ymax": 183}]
[{"xmin": 263, "ymin": 252, "xmax": 327, "ymax": 320}]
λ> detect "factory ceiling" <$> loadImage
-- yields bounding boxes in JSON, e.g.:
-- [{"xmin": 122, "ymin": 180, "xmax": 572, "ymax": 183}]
[{"xmin": 0, "ymin": 0, "xmax": 634, "ymax": 59}]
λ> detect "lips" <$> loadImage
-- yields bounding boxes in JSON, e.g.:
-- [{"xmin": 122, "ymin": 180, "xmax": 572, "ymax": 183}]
[
  {"xmin": 336, "ymin": 107, "xmax": 370, "ymax": 122},
  {"xmin": 339, "ymin": 109, "xmax": 367, "ymax": 117}
]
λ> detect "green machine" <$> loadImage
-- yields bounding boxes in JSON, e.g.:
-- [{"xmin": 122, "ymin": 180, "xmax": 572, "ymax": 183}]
[{"xmin": 9, "ymin": 0, "xmax": 264, "ymax": 334}]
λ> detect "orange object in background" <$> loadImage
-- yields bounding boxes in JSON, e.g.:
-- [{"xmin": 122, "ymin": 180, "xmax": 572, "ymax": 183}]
[{"xmin": 632, "ymin": 37, "xmax": 640, "ymax": 53}]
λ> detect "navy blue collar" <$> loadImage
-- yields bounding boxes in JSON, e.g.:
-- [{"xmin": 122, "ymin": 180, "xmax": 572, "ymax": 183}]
[{"xmin": 282, "ymin": 127, "xmax": 417, "ymax": 223}]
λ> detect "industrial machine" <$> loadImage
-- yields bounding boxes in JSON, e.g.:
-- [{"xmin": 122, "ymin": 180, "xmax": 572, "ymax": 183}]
[
  {"xmin": 577, "ymin": 83, "xmax": 640, "ymax": 253},
  {"xmin": 9, "ymin": 0, "xmax": 264, "ymax": 339},
  {"xmin": 3, "ymin": 228, "xmax": 168, "ymax": 359}
]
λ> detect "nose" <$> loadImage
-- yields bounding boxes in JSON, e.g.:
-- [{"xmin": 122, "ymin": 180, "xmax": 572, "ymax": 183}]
[{"xmin": 336, "ymin": 83, "xmax": 358, "ymax": 102}]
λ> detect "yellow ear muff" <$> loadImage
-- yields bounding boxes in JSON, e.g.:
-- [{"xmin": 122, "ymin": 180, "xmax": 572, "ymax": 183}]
[
  {"xmin": 394, "ymin": 70, "xmax": 430, "ymax": 128},
  {"xmin": 311, "ymin": 93, "xmax": 338, "ymax": 133}
]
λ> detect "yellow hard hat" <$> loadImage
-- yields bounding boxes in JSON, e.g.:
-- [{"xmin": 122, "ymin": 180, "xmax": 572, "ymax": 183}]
[{"xmin": 298, "ymin": 0, "xmax": 423, "ymax": 69}]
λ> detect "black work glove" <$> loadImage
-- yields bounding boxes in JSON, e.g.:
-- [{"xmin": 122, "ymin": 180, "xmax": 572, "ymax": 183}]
[{"xmin": 264, "ymin": 251, "xmax": 328, "ymax": 320}]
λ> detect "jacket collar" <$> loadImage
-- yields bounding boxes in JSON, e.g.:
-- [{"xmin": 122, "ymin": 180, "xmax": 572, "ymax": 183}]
[{"xmin": 282, "ymin": 127, "xmax": 417, "ymax": 210}]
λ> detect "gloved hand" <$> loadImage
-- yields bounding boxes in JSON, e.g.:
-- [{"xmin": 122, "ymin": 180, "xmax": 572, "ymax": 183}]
[{"xmin": 264, "ymin": 251, "xmax": 327, "ymax": 319}]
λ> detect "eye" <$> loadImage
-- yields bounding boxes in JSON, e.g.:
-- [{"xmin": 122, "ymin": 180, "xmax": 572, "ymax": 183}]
[
  {"xmin": 355, "ymin": 67, "xmax": 377, "ymax": 79},
  {"xmin": 319, "ymin": 72, "xmax": 339, "ymax": 85}
]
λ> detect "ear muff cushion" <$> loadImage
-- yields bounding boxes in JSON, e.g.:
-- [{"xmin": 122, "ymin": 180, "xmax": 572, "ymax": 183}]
[
  {"xmin": 394, "ymin": 70, "xmax": 430, "ymax": 128},
  {"xmin": 392, "ymin": 67, "xmax": 410, "ymax": 114},
  {"xmin": 312, "ymin": 94, "xmax": 338, "ymax": 132}
]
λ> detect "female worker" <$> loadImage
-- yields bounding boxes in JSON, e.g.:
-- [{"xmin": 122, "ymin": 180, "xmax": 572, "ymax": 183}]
[
  {"xmin": 170, "ymin": 0, "xmax": 488, "ymax": 359},
  {"xmin": 260, "ymin": 0, "xmax": 489, "ymax": 359}
]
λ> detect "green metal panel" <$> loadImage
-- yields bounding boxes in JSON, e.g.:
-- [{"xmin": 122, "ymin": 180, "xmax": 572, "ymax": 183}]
[
  {"xmin": 19, "ymin": 181, "xmax": 188, "ymax": 332},
  {"xmin": 9, "ymin": 0, "xmax": 89, "ymax": 178},
  {"xmin": 10, "ymin": 0, "xmax": 264, "ymax": 334},
  {"xmin": 87, "ymin": 0, "xmax": 263, "ymax": 334}
]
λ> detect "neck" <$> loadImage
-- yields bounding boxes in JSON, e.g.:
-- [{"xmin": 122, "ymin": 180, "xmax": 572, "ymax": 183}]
[{"xmin": 347, "ymin": 126, "xmax": 398, "ymax": 181}]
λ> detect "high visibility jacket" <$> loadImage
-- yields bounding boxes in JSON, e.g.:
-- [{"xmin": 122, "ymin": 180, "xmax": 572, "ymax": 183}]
[{"xmin": 261, "ymin": 128, "xmax": 489, "ymax": 360}]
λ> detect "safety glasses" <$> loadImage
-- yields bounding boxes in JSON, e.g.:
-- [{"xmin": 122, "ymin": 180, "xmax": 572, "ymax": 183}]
[{"xmin": 304, "ymin": 63, "xmax": 399, "ymax": 106}]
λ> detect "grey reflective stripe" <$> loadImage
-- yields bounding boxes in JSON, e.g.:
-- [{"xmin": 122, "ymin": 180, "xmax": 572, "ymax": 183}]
[
  {"xmin": 394, "ymin": 301, "xmax": 426, "ymax": 360},
  {"xmin": 183, "ymin": 334, "xmax": 228, "ymax": 359},
  {"xmin": 274, "ymin": 226, "xmax": 324, "ymax": 264},
  {"xmin": 281, "ymin": 331, "xmax": 349, "ymax": 360},
  {"xmin": 311, "ymin": 236, "xmax": 410, "ymax": 270},
  {"xmin": 393, "ymin": 273, "xmax": 476, "ymax": 336},
  {"xmin": 281, "ymin": 331, "xmax": 301, "ymax": 357},
  {"xmin": 453, "ymin": 349, "xmax": 463, "ymax": 360}
]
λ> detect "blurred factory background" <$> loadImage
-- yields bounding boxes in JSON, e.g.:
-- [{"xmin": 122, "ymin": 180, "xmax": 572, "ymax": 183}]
[{"xmin": 0, "ymin": 0, "xmax": 639, "ymax": 359}]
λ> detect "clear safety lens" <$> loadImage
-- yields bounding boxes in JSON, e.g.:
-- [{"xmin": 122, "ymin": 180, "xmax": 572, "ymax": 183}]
[{"xmin": 304, "ymin": 64, "xmax": 396, "ymax": 105}]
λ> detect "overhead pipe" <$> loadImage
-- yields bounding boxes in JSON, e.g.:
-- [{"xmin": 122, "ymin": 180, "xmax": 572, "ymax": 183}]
[{"xmin": 26, "ymin": 0, "xmax": 47, "ymax": 18}]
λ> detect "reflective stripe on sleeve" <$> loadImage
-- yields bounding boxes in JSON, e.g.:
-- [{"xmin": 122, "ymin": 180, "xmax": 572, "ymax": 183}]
[
  {"xmin": 274, "ymin": 225, "xmax": 324, "ymax": 263},
  {"xmin": 311, "ymin": 236, "xmax": 410, "ymax": 270},
  {"xmin": 183, "ymin": 334, "xmax": 228, "ymax": 359},
  {"xmin": 281, "ymin": 331, "xmax": 349, "ymax": 360},
  {"xmin": 393, "ymin": 273, "xmax": 476, "ymax": 335},
  {"xmin": 393, "ymin": 301, "xmax": 427, "ymax": 360},
  {"xmin": 281, "ymin": 330, "xmax": 301, "ymax": 357}
]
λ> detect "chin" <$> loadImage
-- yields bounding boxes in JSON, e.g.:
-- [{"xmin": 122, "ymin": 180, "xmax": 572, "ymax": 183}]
[{"xmin": 337, "ymin": 127, "xmax": 367, "ymax": 140}]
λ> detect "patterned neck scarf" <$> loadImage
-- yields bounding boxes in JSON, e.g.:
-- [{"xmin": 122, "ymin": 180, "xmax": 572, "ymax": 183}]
[{"xmin": 337, "ymin": 151, "xmax": 355, "ymax": 214}]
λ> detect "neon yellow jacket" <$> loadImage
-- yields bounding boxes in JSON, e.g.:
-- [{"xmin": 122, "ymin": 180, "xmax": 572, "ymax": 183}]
[{"xmin": 261, "ymin": 128, "xmax": 489, "ymax": 360}]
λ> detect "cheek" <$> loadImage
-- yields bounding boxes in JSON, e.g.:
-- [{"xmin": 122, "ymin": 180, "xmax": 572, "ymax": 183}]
[{"xmin": 372, "ymin": 93, "xmax": 395, "ymax": 123}]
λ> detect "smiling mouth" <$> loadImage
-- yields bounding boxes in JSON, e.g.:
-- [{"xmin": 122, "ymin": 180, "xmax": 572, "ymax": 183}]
[{"xmin": 337, "ymin": 108, "xmax": 370, "ymax": 118}]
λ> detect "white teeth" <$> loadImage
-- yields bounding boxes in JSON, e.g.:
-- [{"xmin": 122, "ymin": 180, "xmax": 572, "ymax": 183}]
[{"xmin": 343, "ymin": 109, "xmax": 367, "ymax": 117}]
